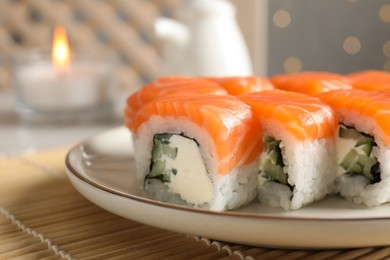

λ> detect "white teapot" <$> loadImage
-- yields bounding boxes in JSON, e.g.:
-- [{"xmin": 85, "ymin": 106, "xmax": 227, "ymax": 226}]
[{"xmin": 154, "ymin": 0, "xmax": 253, "ymax": 77}]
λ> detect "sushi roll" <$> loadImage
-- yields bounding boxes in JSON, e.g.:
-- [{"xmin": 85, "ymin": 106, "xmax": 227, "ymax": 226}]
[
  {"xmin": 318, "ymin": 89, "xmax": 390, "ymax": 206},
  {"xmin": 204, "ymin": 76, "xmax": 274, "ymax": 95},
  {"xmin": 127, "ymin": 94, "xmax": 262, "ymax": 211},
  {"xmin": 124, "ymin": 76, "xmax": 227, "ymax": 129},
  {"xmin": 271, "ymin": 71, "xmax": 351, "ymax": 95},
  {"xmin": 347, "ymin": 70, "xmax": 390, "ymax": 92},
  {"xmin": 240, "ymin": 90, "xmax": 337, "ymax": 210}
]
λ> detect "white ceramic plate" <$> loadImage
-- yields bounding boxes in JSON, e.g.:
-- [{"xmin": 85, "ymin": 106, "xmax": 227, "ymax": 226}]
[{"xmin": 65, "ymin": 127, "xmax": 390, "ymax": 249}]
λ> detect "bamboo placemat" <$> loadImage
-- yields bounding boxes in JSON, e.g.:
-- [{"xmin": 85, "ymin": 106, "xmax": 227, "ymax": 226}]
[{"xmin": 2, "ymin": 148, "xmax": 390, "ymax": 259}]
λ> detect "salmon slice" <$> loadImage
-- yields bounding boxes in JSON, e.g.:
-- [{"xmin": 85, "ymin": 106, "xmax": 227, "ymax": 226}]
[
  {"xmin": 347, "ymin": 70, "xmax": 390, "ymax": 92},
  {"xmin": 240, "ymin": 90, "xmax": 337, "ymax": 141},
  {"xmin": 204, "ymin": 76, "xmax": 274, "ymax": 95},
  {"xmin": 271, "ymin": 71, "xmax": 351, "ymax": 95},
  {"xmin": 125, "ymin": 76, "xmax": 227, "ymax": 128},
  {"xmin": 318, "ymin": 89, "xmax": 390, "ymax": 145},
  {"xmin": 131, "ymin": 94, "xmax": 263, "ymax": 175}
]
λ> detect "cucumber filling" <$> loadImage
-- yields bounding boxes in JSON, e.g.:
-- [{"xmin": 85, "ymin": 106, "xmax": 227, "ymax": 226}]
[
  {"xmin": 260, "ymin": 136, "xmax": 293, "ymax": 190},
  {"xmin": 147, "ymin": 134, "xmax": 178, "ymax": 183},
  {"xmin": 145, "ymin": 133, "xmax": 214, "ymax": 205},
  {"xmin": 338, "ymin": 125, "xmax": 381, "ymax": 184}
]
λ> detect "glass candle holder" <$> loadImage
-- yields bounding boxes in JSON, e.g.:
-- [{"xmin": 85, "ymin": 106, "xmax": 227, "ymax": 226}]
[{"xmin": 12, "ymin": 50, "xmax": 117, "ymax": 123}]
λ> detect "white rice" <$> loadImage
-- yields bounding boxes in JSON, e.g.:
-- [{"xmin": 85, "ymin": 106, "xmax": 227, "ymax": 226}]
[
  {"xmin": 336, "ymin": 111, "xmax": 390, "ymax": 206},
  {"xmin": 133, "ymin": 115, "xmax": 258, "ymax": 211},
  {"xmin": 257, "ymin": 120, "xmax": 337, "ymax": 210},
  {"xmin": 258, "ymin": 138, "xmax": 336, "ymax": 210}
]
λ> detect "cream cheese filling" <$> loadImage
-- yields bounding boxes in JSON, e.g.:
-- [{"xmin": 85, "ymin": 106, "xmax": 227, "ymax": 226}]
[{"xmin": 163, "ymin": 135, "xmax": 214, "ymax": 205}]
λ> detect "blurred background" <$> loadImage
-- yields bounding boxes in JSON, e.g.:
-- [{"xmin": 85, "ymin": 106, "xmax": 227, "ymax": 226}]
[
  {"xmin": 0, "ymin": 0, "xmax": 180, "ymax": 93},
  {"xmin": 0, "ymin": 0, "xmax": 389, "ymax": 91},
  {"xmin": 268, "ymin": 0, "xmax": 390, "ymax": 75},
  {"xmin": 0, "ymin": 0, "xmax": 389, "ymax": 153}
]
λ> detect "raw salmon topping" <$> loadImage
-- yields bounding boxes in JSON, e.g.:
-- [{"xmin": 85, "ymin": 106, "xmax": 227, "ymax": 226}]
[
  {"xmin": 132, "ymin": 94, "xmax": 263, "ymax": 175},
  {"xmin": 318, "ymin": 89, "xmax": 390, "ymax": 145},
  {"xmin": 125, "ymin": 76, "xmax": 227, "ymax": 129},
  {"xmin": 204, "ymin": 76, "xmax": 274, "ymax": 95},
  {"xmin": 347, "ymin": 70, "xmax": 390, "ymax": 92},
  {"xmin": 240, "ymin": 90, "xmax": 337, "ymax": 141},
  {"xmin": 271, "ymin": 71, "xmax": 351, "ymax": 95}
]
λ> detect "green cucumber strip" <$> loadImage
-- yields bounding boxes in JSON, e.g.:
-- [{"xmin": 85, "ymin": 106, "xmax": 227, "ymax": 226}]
[
  {"xmin": 338, "ymin": 125, "xmax": 380, "ymax": 183},
  {"xmin": 343, "ymin": 150, "xmax": 364, "ymax": 175},
  {"xmin": 360, "ymin": 143, "xmax": 373, "ymax": 156},
  {"xmin": 263, "ymin": 159, "xmax": 288, "ymax": 185},
  {"xmin": 149, "ymin": 160, "xmax": 166, "ymax": 177},
  {"xmin": 146, "ymin": 133, "xmax": 200, "ymax": 184},
  {"xmin": 264, "ymin": 137, "xmax": 283, "ymax": 165},
  {"xmin": 262, "ymin": 136, "xmax": 290, "ymax": 188},
  {"xmin": 154, "ymin": 133, "xmax": 172, "ymax": 144},
  {"xmin": 346, "ymin": 163, "xmax": 364, "ymax": 175},
  {"xmin": 339, "ymin": 125, "xmax": 360, "ymax": 139},
  {"xmin": 339, "ymin": 125, "xmax": 374, "ymax": 155},
  {"xmin": 149, "ymin": 172, "xmax": 171, "ymax": 182},
  {"xmin": 161, "ymin": 144, "xmax": 177, "ymax": 159},
  {"xmin": 356, "ymin": 136, "xmax": 374, "ymax": 147},
  {"xmin": 340, "ymin": 149, "xmax": 359, "ymax": 171},
  {"xmin": 147, "ymin": 134, "xmax": 178, "ymax": 183},
  {"xmin": 269, "ymin": 150, "xmax": 279, "ymax": 164},
  {"xmin": 151, "ymin": 142, "xmax": 162, "ymax": 161},
  {"xmin": 152, "ymin": 135, "xmax": 178, "ymax": 161},
  {"xmin": 362, "ymin": 157, "xmax": 377, "ymax": 181}
]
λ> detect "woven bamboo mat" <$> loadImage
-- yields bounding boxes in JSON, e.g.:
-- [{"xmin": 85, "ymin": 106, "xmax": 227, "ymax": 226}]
[{"xmin": 2, "ymin": 149, "xmax": 390, "ymax": 259}]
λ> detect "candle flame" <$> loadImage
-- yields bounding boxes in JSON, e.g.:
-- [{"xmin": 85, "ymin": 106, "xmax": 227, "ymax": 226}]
[{"xmin": 52, "ymin": 26, "xmax": 71, "ymax": 70}]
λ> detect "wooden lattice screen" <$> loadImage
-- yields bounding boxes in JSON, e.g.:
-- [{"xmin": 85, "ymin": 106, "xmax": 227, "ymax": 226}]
[{"xmin": 0, "ymin": 0, "xmax": 182, "ymax": 91}]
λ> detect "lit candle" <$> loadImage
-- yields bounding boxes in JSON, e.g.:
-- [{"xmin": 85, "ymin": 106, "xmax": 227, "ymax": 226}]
[{"xmin": 13, "ymin": 26, "xmax": 115, "ymax": 118}]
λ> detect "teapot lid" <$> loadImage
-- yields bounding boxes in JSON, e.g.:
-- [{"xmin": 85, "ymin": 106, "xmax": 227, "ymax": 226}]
[{"xmin": 181, "ymin": 0, "xmax": 235, "ymax": 17}]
